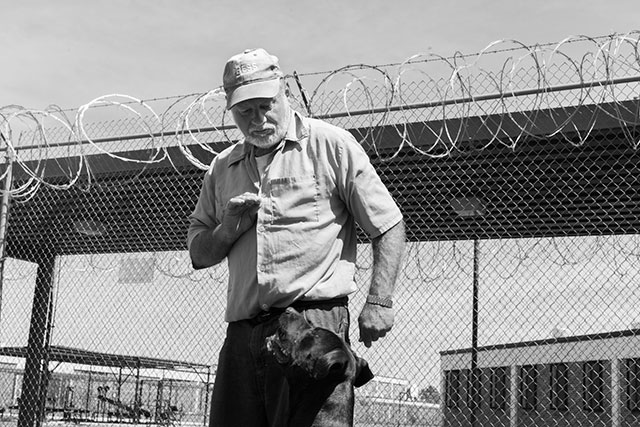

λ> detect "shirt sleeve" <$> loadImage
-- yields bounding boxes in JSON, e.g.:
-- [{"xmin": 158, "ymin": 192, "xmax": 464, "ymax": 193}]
[
  {"xmin": 336, "ymin": 131, "xmax": 403, "ymax": 238},
  {"xmin": 187, "ymin": 160, "xmax": 220, "ymax": 250}
]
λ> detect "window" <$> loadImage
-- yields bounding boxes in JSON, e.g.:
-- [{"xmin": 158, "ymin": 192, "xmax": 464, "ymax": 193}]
[
  {"xmin": 489, "ymin": 367, "xmax": 508, "ymax": 410},
  {"xmin": 627, "ymin": 358, "xmax": 640, "ymax": 412},
  {"xmin": 466, "ymin": 369, "xmax": 481, "ymax": 410},
  {"xmin": 583, "ymin": 360, "xmax": 605, "ymax": 412},
  {"xmin": 519, "ymin": 365, "xmax": 538, "ymax": 410},
  {"xmin": 445, "ymin": 370, "xmax": 462, "ymax": 409},
  {"xmin": 550, "ymin": 363, "xmax": 569, "ymax": 410}
]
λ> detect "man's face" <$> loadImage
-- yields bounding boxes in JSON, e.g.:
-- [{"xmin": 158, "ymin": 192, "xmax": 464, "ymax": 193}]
[{"xmin": 230, "ymin": 82, "xmax": 290, "ymax": 150}]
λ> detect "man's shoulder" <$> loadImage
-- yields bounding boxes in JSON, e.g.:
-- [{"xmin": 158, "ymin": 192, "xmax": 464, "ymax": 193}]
[
  {"xmin": 301, "ymin": 116, "xmax": 359, "ymax": 154},
  {"xmin": 202, "ymin": 141, "xmax": 246, "ymax": 179},
  {"xmin": 211, "ymin": 141, "xmax": 246, "ymax": 165},
  {"xmin": 304, "ymin": 116, "xmax": 352, "ymax": 139}
]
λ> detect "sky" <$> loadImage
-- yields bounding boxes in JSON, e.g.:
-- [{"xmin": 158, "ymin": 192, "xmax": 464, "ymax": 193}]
[{"xmin": 1, "ymin": 0, "xmax": 638, "ymax": 111}]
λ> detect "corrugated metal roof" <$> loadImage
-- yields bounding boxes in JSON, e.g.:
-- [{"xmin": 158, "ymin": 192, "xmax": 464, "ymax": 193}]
[
  {"xmin": 440, "ymin": 327, "xmax": 640, "ymax": 355},
  {"xmin": 0, "ymin": 345, "xmax": 211, "ymax": 371}
]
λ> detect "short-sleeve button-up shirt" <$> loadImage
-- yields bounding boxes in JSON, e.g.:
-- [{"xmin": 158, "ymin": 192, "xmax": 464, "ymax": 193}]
[{"xmin": 188, "ymin": 111, "xmax": 403, "ymax": 322}]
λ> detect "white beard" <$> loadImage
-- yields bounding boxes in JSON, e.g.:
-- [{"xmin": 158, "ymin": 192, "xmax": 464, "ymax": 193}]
[
  {"xmin": 245, "ymin": 120, "xmax": 288, "ymax": 150},
  {"xmin": 245, "ymin": 131, "xmax": 282, "ymax": 150},
  {"xmin": 242, "ymin": 108, "xmax": 290, "ymax": 151}
]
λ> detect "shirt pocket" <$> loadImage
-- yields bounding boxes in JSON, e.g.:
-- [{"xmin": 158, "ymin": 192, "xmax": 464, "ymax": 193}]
[{"xmin": 268, "ymin": 175, "xmax": 319, "ymax": 224}]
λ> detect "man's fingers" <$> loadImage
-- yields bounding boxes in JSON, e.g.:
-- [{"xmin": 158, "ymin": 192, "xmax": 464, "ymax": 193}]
[
  {"xmin": 230, "ymin": 197, "xmax": 261, "ymax": 206},
  {"xmin": 228, "ymin": 197, "xmax": 260, "ymax": 211},
  {"xmin": 359, "ymin": 332, "xmax": 373, "ymax": 348},
  {"xmin": 357, "ymin": 304, "xmax": 394, "ymax": 348},
  {"xmin": 231, "ymin": 192, "xmax": 261, "ymax": 202},
  {"xmin": 359, "ymin": 328, "xmax": 382, "ymax": 348},
  {"xmin": 227, "ymin": 194, "xmax": 261, "ymax": 216}
]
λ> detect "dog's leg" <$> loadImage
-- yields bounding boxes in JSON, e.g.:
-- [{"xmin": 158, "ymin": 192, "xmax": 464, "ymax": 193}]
[{"xmin": 287, "ymin": 380, "xmax": 353, "ymax": 427}]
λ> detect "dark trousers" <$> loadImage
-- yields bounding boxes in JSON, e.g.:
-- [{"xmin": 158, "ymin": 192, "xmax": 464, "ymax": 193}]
[{"xmin": 209, "ymin": 301, "xmax": 352, "ymax": 427}]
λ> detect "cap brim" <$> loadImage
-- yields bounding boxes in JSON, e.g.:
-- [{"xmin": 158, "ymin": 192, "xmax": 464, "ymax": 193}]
[{"xmin": 226, "ymin": 78, "xmax": 281, "ymax": 109}]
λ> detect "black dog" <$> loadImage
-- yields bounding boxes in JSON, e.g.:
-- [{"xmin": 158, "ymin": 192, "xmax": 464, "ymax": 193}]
[{"xmin": 265, "ymin": 307, "xmax": 374, "ymax": 427}]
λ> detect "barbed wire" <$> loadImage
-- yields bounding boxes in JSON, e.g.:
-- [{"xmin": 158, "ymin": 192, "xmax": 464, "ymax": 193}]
[
  {"xmin": 4, "ymin": 234, "xmax": 635, "ymax": 298},
  {"xmin": 0, "ymin": 32, "xmax": 639, "ymax": 200}
]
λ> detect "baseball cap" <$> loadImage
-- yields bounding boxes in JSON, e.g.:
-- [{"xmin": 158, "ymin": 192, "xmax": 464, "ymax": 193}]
[{"xmin": 223, "ymin": 48, "xmax": 283, "ymax": 109}]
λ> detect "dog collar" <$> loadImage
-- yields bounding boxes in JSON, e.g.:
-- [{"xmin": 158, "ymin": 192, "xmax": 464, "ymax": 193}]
[{"xmin": 366, "ymin": 294, "xmax": 393, "ymax": 308}]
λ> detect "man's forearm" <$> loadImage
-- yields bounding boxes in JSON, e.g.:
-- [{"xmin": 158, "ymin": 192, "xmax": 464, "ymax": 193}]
[
  {"xmin": 189, "ymin": 193, "xmax": 261, "ymax": 269},
  {"xmin": 368, "ymin": 220, "xmax": 406, "ymax": 298},
  {"xmin": 189, "ymin": 225, "xmax": 236, "ymax": 269},
  {"xmin": 357, "ymin": 220, "xmax": 405, "ymax": 347}
]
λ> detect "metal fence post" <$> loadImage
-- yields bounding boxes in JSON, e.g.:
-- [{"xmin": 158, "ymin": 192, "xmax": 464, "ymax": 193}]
[
  {"xmin": 470, "ymin": 238, "xmax": 480, "ymax": 427},
  {"xmin": 17, "ymin": 251, "xmax": 57, "ymax": 427},
  {"xmin": 0, "ymin": 131, "xmax": 15, "ymax": 342}
]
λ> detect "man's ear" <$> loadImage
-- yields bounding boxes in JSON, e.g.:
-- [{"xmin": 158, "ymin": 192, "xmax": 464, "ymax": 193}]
[
  {"xmin": 353, "ymin": 355, "xmax": 374, "ymax": 388},
  {"xmin": 313, "ymin": 349, "xmax": 350, "ymax": 380}
]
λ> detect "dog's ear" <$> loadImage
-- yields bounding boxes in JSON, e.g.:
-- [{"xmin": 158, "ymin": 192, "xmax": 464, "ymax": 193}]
[
  {"xmin": 353, "ymin": 355, "xmax": 374, "ymax": 388},
  {"xmin": 313, "ymin": 349, "xmax": 350, "ymax": 380}
]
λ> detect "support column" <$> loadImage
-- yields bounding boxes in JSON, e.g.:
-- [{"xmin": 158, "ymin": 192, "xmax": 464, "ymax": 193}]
[
  {"xmin": 0, "ymin": 132, "xmax": 15, "ymax": 348},
  {"xmin": 85, "ymin": 371, "xmax": 92, "ymax": 415},
  {"xmin": 17, "ymin": 251, "xmax": 57, "ymax": 427},
  {"xmin": 510, "ymin": 365, "xmax": 518, "ymax": 427},
  {"xmin": 134, "ymin": 362, "xmax": 141, "ymax": 423},
  {"xmin": 612, "ymin": 358, "xmax": 620, "ymax": 427},
  {"xmin": 470, "ymin": 239, "xmax": 480, "ymax": 427},
  {"xmin": 204, "ymin": 367, "xmax": 211, "ymax": 427}
]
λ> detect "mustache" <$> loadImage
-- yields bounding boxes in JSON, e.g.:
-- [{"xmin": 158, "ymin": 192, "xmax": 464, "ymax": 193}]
[{"xmin": 249, "ymin": 124, "xmax": 275, "ymax": 133}]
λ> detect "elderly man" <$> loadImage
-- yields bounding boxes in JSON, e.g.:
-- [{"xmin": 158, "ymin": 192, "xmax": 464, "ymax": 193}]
[{"xmin": 188, "ymin": 48, "xmax": 405, "ymax": 427}]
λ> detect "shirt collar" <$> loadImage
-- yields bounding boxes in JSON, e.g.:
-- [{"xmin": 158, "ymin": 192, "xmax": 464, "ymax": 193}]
[{"xmin": 227, "ymin": 110, "xmax": 308, "ymax": 166}]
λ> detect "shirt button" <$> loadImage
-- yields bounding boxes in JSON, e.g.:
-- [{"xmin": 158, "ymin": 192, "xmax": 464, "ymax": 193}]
[{"xmin": 262, "ymin": 304, "xmax": 269, "ymax": 310}]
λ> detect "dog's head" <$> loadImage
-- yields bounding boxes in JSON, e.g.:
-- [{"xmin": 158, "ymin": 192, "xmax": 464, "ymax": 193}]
[{"xmin": 266, "ymin": 308, "xmax": 373, "ymax": 387}]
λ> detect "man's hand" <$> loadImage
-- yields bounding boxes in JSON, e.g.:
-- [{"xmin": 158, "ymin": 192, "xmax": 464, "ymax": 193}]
[
  {"xmin": 358, "ymin": 303, "xmax": 394, "ymax": 348},
  {"xmin": 188, "ymin": 192, "xmax": 261, "ymax": 269},
  {"xmin": 220, "ymin": 192, "xmax": 261, "ymax": 239}
]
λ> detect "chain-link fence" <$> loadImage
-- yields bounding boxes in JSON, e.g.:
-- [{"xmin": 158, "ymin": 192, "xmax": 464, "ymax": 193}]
[{"xmin": 0, "ymin": 34, "xmax": 639, "ymax": 427}]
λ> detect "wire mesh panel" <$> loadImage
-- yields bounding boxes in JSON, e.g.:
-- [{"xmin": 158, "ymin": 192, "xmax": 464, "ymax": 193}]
[{"xmin": 0, "ymin": 33, "xmax": 639, "ymax": 427}]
